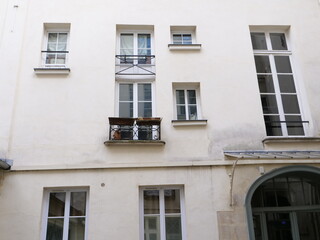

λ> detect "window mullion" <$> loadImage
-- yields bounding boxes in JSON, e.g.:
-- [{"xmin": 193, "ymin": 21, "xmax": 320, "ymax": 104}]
[
  {"xmin": 159, "ymin": 189, "xmax": 166, "ymax": 240},
  {"xmin": 133, "ymin": 83, "xmax": 138, "ymax": 117},
  {"xmin": 184, "ymin": 90, "xmax": 190, "ymax": 120},
  {"xmin": 62, "ymin": 191, "xmax": 70, "ymax": 240}
]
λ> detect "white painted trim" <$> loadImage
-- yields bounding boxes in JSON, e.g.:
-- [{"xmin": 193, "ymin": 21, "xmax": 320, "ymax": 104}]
[
  {"xmin": 168, "ymin": 44, "xmax": 201, "ymax": 51},
  {"xmin": 172, "ymin": 120, "xmax": 207, "ymax": 127}
]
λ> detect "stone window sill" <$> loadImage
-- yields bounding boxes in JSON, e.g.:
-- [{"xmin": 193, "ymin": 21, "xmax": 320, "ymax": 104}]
[
  {"xmin": 172, "ymin": 119, "xmax": 207, "ymax": 127},
  {"xmin": 168, "ymin": 44, "xmax": 201, "ymax": 51},
  {"xmin": 34, "ymin": 67, "xmax": 70, "ymax": 75}
]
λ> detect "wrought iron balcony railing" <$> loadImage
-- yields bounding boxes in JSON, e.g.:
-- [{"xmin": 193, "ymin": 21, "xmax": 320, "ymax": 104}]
[
  {"xmin": 115, "ymin": 55, "xmax": 155, "ymax": 76},
  {"xmin": 107, "ymin": 117, "xmax": 162, "ymax": 141},
  {"xmin": 41, "ymin": 50, "xmax": 69, "ymax": 67}
]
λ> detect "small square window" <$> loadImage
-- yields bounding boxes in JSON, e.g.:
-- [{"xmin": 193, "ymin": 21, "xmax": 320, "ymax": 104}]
[
  {"xmin": 169, "ymin": 26, "xmax": 201, "ymax": 50},
  {"xmin": 41, "ymin": 23, "xmax": 70, "ymax": 68},
  {"xmin": 173, "ymin": 83, "xmax": 203, "ymax": 121}
]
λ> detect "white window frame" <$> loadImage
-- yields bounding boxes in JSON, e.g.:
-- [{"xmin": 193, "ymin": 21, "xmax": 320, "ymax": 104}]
[
  {"xmin": 42, "ymin": 29, "xmax": 70, "ymax": 68},
  {"xmin": 116, "ymin": 81, "xmax": 156, "ymax": 118},
  {"xmin": 173, "ymin": 83, "xmax": 202, "ymax": 121},
  {"xmin": 252, "ymin": 30, "xmax": 307, "ymax": 137},
  {"xmin": 171, "ymin": 31, "xmax": 194, "ymax": 45},
  {"xmin": 139, "ymin": 186, "xmax": 186, "ymax": 240},
  {"xmin": 41, "ymin": 188, "xmax": 89, "ymax": 240}
]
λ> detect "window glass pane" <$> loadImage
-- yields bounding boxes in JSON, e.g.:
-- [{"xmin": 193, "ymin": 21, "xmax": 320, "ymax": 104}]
[
  {"xmin": 285, "ymin": 115, "xmax": 304, "ymax": 136},
  {"xmin": 187, "ymin": 90, "xmax": 196, "ymax": 104},
  {"xmin": 144, "ymin": 216, "xmax": 160, "ymax": 240},
  {"xmin": 57, "ymin": 43, "xmax": 67, "ymax": 51},
  {"xmin": 297, "ymin": 212, "xmax": 320, "ymax": 240},
  {"xmin": 177, "ymin": 106, "xmax": 186, "ymax": 120},
  {"xmin": 258, "ymin": 75, "xmax": 275, "ymax": 93},
  {"xmin": 119, "ymin": 84, "xmax": 133, "ymax": 101},
  {"xmin": 68, "ymin": 218, "xmax": 85, "ymax": 240},
  {"xmin": 270, "ymin": 33, "xmax": 287, "ymax": 50},
  {"xmin": 46, "ymin": 218, "xmax": 64, "ymax": 240},
  {"xmin": 47, "ymin": 43, "xmax": 57, "ymax": 51},
  {"xmin": 274, "ymin": 56, "xmax": 292, "ymax": 73},
  {"xmin": 173, "ymin": 35, "xmax": 182, "ymax": 44},
  {"xmin": 48, "ymin": 192, "xmax": 66, "ymax": 217},
  {"xmin": 278, "ymin": 75, "xmax": 296, "ymax": 93},
  {"xmin": 165, "ymin": 189, "xmax": 181, "ymax": 214},
  {"xmin": 119, "ymin": 103, "xmax": 133, "ymax": 118},
  {"xmin": 251, "ymin": 32, "xmax": 267, "ymax": 50},
  {"xmin": 266, "ymin": 213, "xmax": 293, "ymax": 240},
  {"xmin": 48, "ymin": 33, "xmax": 58, "ymax": 43},
  {"xmin": 182, "ymin": 34, "xmax": 192, "ymax": 44},
  {"xmin": 138, "ymin": 84, "xmax": 152, "ymax": 101},
  {"xmin": 138, "ymin": 34, "xmax": 151, "ymax": 49},
  {"xmin": 70, "ymin": 192, "xmax": 86, "ymax": 216},
  {"xmin": 264, "ymin": 115, "xmax": 282, "ymax": 136},
  {"xmin": 254, "ymin": 56, "xmax": 271, "ymax": 73},
  {"xmin": 138, "ymin": 102, "xmax": 152, "ymax": 118},
  {"xmin": 188, "ymin": 106, "xmax": 197, "ymax": 120},
  {"xmin": 165, "ymin": 216, "xmax": 182, "ymax": 240},
  {"xmin": 288, "ymin": 180, "xmax": 305, "ymax": 206},
  {"xmin": 120, "ymin": 49, "xmax": 134, "ymax": 56},
  {"xmin": 56, "ymin": 54, "xmax": 66, "ymax": 64},
  {"xmin": 46, "ymin": 54, "xmax": 56, "ymax": 64},
  {"xmin": 303, "ymin": 181, "xmax": 320, "ymax": 205},
  {"xmin": 251, "ymin": 190, "xmax": 263, "ymax": 207},
  {"xmin": 144, "ymin": 190, "xmax": 160, "ymax": 214},
  {"xmin": 260, "ymin": 95, "xmax": 279, "ymax": 114},
  {"xmin": 281, "ymin": 95, "xmax": 300, "ymax": 114},
  {"xmin": 58, "ymin": 33, "xmax": 68, "ymax": 43},
  {"xmin": 120, "ymin": 34, "xmax": 134, "ymax": 50},
  {"xmin": 253, "ymin": 214, "xmax": 263, "ymax": 240},
  {"xmin": 176, "ymin": 90, "xmax": 185, "ymax": 104}
]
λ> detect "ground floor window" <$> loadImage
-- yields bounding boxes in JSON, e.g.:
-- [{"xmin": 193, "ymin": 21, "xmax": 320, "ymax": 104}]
[
  {"xmin": 248, "ymin": 167, "xmax": 320, "ymax": 240},
  {"xmin": 141, "ymin": 186, "xmax": 185, "ymax": 240},
  {"xmin": 43, "ymin": 189, "xmax": 88, "ymax": 240}
]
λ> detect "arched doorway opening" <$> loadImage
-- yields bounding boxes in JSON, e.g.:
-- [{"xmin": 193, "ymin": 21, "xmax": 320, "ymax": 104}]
[{"xmin": 246, "ymin": 166, "xmax": 320, "ymax": 240}]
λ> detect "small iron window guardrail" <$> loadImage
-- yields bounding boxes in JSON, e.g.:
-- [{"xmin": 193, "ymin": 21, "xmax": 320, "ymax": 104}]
[
  {"xmin": 108, "ymin": 117, "xmax": 162, "ymax": 141},
  {"xmin": 115, "ymin": 55, "xmax": 155, "ymax": 75}
]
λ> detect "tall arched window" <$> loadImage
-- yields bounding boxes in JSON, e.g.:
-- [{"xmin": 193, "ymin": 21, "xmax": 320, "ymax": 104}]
[{"xmin": 246, "ymin": 166, "xmax": 320, "ymax": 240}]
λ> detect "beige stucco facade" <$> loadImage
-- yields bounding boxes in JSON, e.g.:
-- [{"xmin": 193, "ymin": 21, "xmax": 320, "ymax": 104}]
[{"xmin": 1, "ymin": 0, "xmax": 320, "ymax": 239}]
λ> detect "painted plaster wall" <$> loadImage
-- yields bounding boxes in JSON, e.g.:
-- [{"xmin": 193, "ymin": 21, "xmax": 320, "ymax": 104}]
[
  {"xmin": 1, "ymin": 0, "xmax": 319, "ymax": 169},
  {"xmin": 0, "ymin": 167, "xmax": 230, "ymax": 240}
]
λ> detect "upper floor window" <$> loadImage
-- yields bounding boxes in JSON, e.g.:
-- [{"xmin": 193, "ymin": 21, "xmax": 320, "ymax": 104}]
[
  {"xmin": 251, "ymin": 31, "xmax": 306, "ymax": 136},
  {"xmin": 119, "ymin": 32, "xmax": 152, "ymax": 64},
  {"xmin": 141, "ymin": 186, "xmax": 186, "ymax": 240},
  {"xmin": 118, "ymin": 82, "xmax": 153, "ymax": 118},
  {"xmin": 169, "ymin": 26, "xmax": 201, "ymax": 51},
  {"xmin": 172, "ymin": 33, "xmax": 192, "ymax": 45},
  {"xmin": 173, "ymin": 83, "xmax": 202, "ymax": 121},
  {"xmin": 42, "ymin": 189, "xmax": 88, "ymax": 240},
  {"xmin": 116, "ymin": 26, "xmax": 155, "ymax": 78},
  {"xmin": 44, "ymin": 32, "xmax": 69, "ymax": 67}
]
